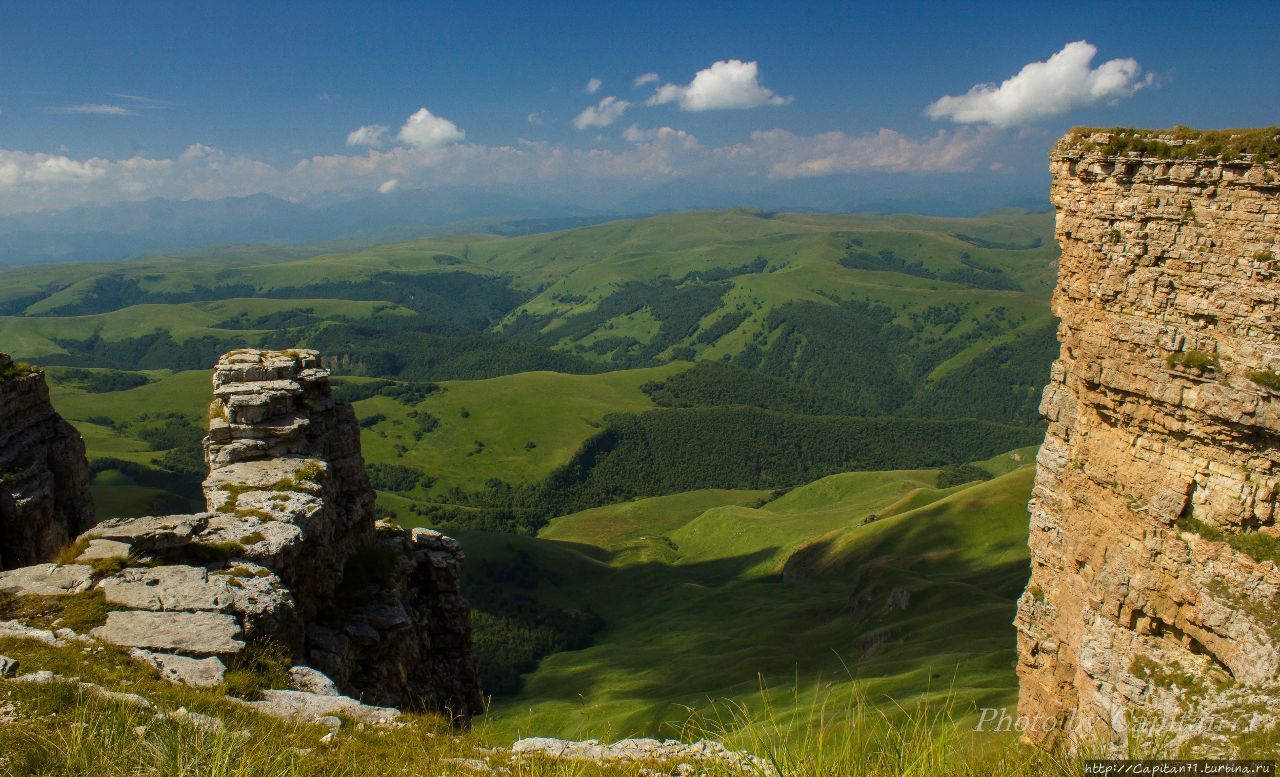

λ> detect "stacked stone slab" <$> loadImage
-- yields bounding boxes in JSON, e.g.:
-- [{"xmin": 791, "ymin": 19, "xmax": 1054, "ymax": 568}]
[
  {"xmin": 1017, "ymin": 130, "xmax": 1280, "ymax": 751},
  {"xmin": 0, "ymin": 354, "xmax": 94, "ymax": 570},
  {"xmin": 0, "ymin": 349, "xmax": 482, "ymax": 720}
]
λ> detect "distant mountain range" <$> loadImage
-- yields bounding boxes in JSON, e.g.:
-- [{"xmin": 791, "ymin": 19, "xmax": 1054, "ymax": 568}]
[{"xmin": 0, "ymin": 173, "xmax": 1048, "ymax": 267}]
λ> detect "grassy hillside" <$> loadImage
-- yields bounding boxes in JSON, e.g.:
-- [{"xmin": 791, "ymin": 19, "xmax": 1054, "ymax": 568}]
[
  {"xmin": 5, "ymin": 210, "xmax": 1066, "ymax": 753},
  {"xmin": 19, "ymin": 209, "xmax": 1057, "ymax": 531},
  {"xmin": 474, "ymin": 464, "xmax": 1038, "ymax": 740},
  {"xmin": 355, "ymin": 364, "xmax": 686, "ymax": 491},
  {"xmin": 1, "ymin": 210, "xmax": 1056, "ymax": 403}
]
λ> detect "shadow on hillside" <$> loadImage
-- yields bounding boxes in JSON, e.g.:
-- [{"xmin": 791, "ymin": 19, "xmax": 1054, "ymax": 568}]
[{"xmin": 479, "ymin": 518, "xmax": 1033, "ymax": 737}]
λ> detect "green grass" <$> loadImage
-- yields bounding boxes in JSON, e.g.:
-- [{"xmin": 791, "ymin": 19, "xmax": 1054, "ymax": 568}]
[
  {"xmin": 1248, "ymin": 369, "xmax": 1280, "ymax": 391},
  {"xmin": 358, "ymin": 364, "xmax": 686, "ymax": 491},
  {"xmin": 1069, "ymin": 125, "xmax": 1280, "ymax": 163},
  {"xmin": 479, "ymin": 466, "xmax": 1037, "ymax": 742},
  {"xmin": 1177, "ymin": 514, "xmax": 1280, "ymax": 566},
  {"xmin": 0, "ymin": 631, "xmax": 1105, "ymax": 776},
  {"xmin": 0, "ymin": 298, "xmax": 414, "ymax": 359}
]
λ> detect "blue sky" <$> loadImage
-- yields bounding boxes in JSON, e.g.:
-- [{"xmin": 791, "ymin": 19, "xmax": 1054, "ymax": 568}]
[{"xmin": 1, "ymin": 0, "xmax": 1277, "ymax": 214}]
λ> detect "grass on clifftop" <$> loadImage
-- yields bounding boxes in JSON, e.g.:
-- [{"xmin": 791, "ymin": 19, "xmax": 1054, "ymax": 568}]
[
  {"xmin": 0, "ymin": 632, "xmax": 1101, "ymax": 777},
  {"xmin": 1070, "ymin": 125, "xmax": 1280, "ymax": 163}
]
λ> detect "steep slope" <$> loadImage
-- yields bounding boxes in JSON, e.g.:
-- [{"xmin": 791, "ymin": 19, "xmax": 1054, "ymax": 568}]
[
  {"xmin": 477, "ymin": 462, "xmax": 1036, "ymax": 739},
  {"xmin": 0, "ymin": 353, "xmax": 94, "ymax": 568}
]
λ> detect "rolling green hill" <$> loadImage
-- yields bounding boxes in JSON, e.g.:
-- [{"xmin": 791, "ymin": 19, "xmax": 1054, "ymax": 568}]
[
  {"xmin": 2, "ymin": 210, "xmax": 1056, "ymax": 399},
  {"xmin": 468, "ymin": 462, "xmax": 1037, "ymax": 740},
  {"xmin": 16, "ymin": 209, "xmax": 1058, "ymax": 528},
  {"xmin": 6, "ymin": 209, "xmax": 1059, "ymax": 748}
]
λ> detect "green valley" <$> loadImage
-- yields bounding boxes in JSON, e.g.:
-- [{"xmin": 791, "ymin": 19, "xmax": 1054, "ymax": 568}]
[{"xmin": 2, "ymin": 208, "xmax": 1058, "ymax": 745}]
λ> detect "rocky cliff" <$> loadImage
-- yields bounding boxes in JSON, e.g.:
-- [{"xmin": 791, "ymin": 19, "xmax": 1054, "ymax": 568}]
[
  {"xmin": 0, "ymin": 354, "xmax": 94, "ymax": 570},
  {"xmin": 0, "ymin": 349, "xmax": 482, "ymax": 719},
  {"xmin": 1017, "ymin": 129, "xmax": 1280, "ymax": 752}
]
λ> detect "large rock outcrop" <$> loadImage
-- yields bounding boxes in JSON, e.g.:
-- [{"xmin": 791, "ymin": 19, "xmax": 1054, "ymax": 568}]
[
  {"xmin": 1017, "ymin": 129, "xmax": 1280, "ymax": 751},
  {"xmin": 0, "ymin": 354, "xmax": 94, "ymax": 570},
  {"xmin": 0, "ymin": 349, "xmax": 482, "ymax": 719}
]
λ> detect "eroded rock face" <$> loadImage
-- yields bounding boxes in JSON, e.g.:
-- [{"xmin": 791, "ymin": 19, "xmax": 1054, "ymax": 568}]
[
  {"xmin": 0, "ymin": 354, "xmax": 94, "ymax": 569},
  {"xmin": 1017, "ymin": 132, "xmax": 1280, "ymax": 750},
  {"xmin": 2, "ymin": 349, "xmax": 481, "ymax": 721}
]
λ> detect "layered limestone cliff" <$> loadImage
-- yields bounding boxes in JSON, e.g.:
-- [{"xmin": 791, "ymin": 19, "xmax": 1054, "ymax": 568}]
[
  {"xmin": 0, "ymin": 354, "xmax": 94, "ymax": 570},
  {"xmin": 0, "ymin": 349, "xmax": 482, "ymax": 719},
  {"xmin": 1017, "ymin": 129, "xmax": 1280, "ymax": 752}
]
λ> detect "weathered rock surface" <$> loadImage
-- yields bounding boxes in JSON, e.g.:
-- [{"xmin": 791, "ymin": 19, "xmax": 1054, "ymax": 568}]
[
  {"xmin": 130, "ymin": 648, "xmax": 227, "ymax": 688},
  {"xmin": 288, "ymin": 665, "xmax": 340, "ymax": 696},
  {"xmin": 0, "ymin": 348, "xmax": 482, "ymax": 721},
  {"xmin": 240, "ymin": 689, "xmax": 401, "ymax": 727},
  {"xmin": 92, "ymin": 610, "xmax": 246, "ymax": 656},
  {"xmin": 0, "ymin": 354, "xmax": 94, "ymax": 569},
  {"xmin": 0, "ymin": 563, "xmax": 93, "ymax": 596},
  {"xmin": 510, "ymin": 737, "xmax": 772, "ymax": 773},
  {"xmin": 1017, "ymin": 130, "xmax": 1280, "ymax": 750}
]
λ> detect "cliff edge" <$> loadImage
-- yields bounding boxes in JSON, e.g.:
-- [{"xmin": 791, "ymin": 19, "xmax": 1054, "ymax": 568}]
[
  {"xmin": 1017, "ymin": 128, "xmax": 1280, "ymax": 753},
  {"xmin": 0, "ymin": 349, "xmax": 482, "ymax": 720},
  {"xmin": 0, "ymin": 354, "xmax": 94, "ymax": 570}
]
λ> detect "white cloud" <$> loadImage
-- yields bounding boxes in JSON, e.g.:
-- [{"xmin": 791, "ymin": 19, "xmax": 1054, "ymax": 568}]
[
  {"xmin": 647, "ymin": 59, "xmax": 792, "ymax": 111},
  {"xmin": 572, "ymin": 96, "xmax": 630, "ymax": 129},
  {"xmin": 585, "ymin": 77, "xmax": 603, "ymax": 94},
  {"xmin": 744, "ymin": 128, "xmax": 993, "ymax": 179},
  {"xmin": 377, "ymin": 178, "xmax": 399, "ymax": 194},
  {"xmin": 633, "ymin": 72, "xmax": 660, "ymax": 88},
  {"xmin": 346, "ymin": 124, "xmax": 389, "ymax": 147},
  {"xmin": 109, "ymin": 93, "xmax": 173, "ymax": 107},
  {"xmin": 396, "ymin": 108, "xmax": 465, "ymax": 150},
  {"xmin": 527, "ymin": 112, "xmax": 544, "ymax": 126},
  {"xmin": 622, "ymin": 124, "xmax": 698, "ymax": 148},
  {"xmin": 51, "ymin": 103, "xmax": 140, "ymax": 116},
  {"xmin": 925, "ymin": 41, "xmax": 1152, "ymax": 127},
  {"xmin": 0, "ymin": 127, "xmax": 989, "ymax": 214},
  {"xmin": 178, "ymin": 143, "xmax": 222, "ymax": 162}
]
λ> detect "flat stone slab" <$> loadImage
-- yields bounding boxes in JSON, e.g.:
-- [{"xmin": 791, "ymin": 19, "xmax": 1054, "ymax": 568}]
[
  {"xmin": 87, "ymin": 515, "xmax": 206, "ymax": 550},
  {"xmin": 0, "ymin": 620, "xmax": 57, "ymax": 644},
  {"xmin": 510, "ymin": 737, "xmax": 770, "ymax": 772},
  {"xmin": 0, "ymin": 563, "xmax": 93, "ymax": 596},
  {"xmin": 75, "ymin": 539, "xmax": 132, "ymax": 561},
  {"xmin": 242, "ymin": 689, "xmax": 400, "ymax": 727},
  {"xmin": 130, "ymin": 648, "xmax": 226, "ymax": 688},
  {"xmin": 98, "ymin": 565, "xmax": 235, "ymax": 612},
  {"xmin": 92, "ymin": 611, "xmax": 244, "ymax": 656},
  {"xmin": 203, "ymin": 457, "xmax": 325, "ymax": 491}
]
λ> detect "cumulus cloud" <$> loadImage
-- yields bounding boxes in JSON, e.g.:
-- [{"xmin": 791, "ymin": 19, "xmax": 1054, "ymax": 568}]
[
  {"xmin": 585, "ymin": 77, "xmax": 603, "ymax": 94},
  {"xmin": 527, "ymin": 112, "xmax": 544, "ymax": 126},
  {"xmin": 378, "ymin": 178, "xmax": 399, "ymax": 194},
  {"xmin": 346, "ymin": 124, "xmax": 389, "ymax": 147},
  {"xmin": 51, "ymin": 103, "xmax": 140, "ymax": 116},
  {"xmin": 396, "ymin": 108, "xmax": 465, "ymax": 150},
  {"xmin": 647, "ymin": 59, "xmax": 792, "ymax": 111},
  {"xmin": 573, "ymin": 96, "xmax": 630, "ymax": 129},
  {"xmin": 925, "ymin": 41, "xmax": 1152, "ymax": 127},
  {"xmin": 633, "ymin": 72, "xmax": 659, "ymax": 87}
]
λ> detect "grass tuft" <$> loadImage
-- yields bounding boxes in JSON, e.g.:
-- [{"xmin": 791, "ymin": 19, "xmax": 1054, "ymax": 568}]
[
  {"xmin": 0, "ymin": 589, "xmax": 123, "ymax": 632},
  {"xmin": 222, "ymin": 639, "xmax": 294, "ymax": 701},
  {"xmin": 1247, "ymin": 369, "xmax": 1280, "ymax": 391}
]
